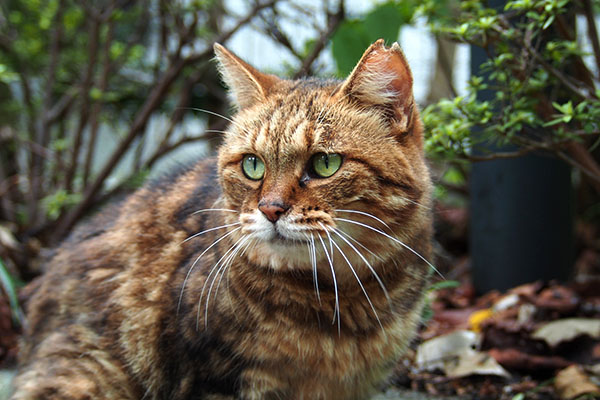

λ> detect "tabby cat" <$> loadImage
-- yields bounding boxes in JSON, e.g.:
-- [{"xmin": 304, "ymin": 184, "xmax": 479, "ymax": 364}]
[{"xmin": 11, "ymin": 39, "xmax": 433, "ymax": 400}]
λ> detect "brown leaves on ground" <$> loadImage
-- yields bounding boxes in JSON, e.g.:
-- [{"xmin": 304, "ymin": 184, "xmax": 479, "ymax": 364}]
[
  {"xmin": 554, "ymin": 365, "xmax": 600, "ymax": 399},
  {"xmin": 393, "ymin": 280, "xmax": 600, "ymax": 400}
]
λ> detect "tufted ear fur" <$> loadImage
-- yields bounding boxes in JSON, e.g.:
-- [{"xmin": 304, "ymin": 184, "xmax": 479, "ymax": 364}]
[
  {"xmin": 339, "ymin": 39, "xmax": 415, "ymax": 132},
  {"xmin": 214, "ymin": 43, "xmax": 281, "ymax": 110}
]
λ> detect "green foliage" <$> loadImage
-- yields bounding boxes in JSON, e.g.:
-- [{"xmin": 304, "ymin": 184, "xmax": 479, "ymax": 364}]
[
  {"xmin": 0, "ymin": 258, "xmax": 24, "ymax": 326},
  {"xmin": 42, "ymin": 190, "xmax": 83, "ymax": 220},
  {"xmin": 0, "ymin": 0, "xmax": 232, "ymax": 244},
  {"xmin": 331, "ymin": 1, "xmax": 417, "ymax": 75},
  {"xmin": 428, "ymin": 280, "xmax": 461, "ymax": 291},
  {"xmin": 330, "ymin": 0, "xmax": 600, "ymax": 181},
  {"xmin": 418, "ymin": 0, "xmax": 600, "ymax": 170}
]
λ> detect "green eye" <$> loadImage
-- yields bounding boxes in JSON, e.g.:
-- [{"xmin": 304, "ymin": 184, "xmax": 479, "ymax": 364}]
[
  {"xmin": 312, "ymin": 153, "xmax": 342, "ymax": 178},
  {"xmin": 242, "ymin": 154, "xmax": 265, "ymax": 180}
]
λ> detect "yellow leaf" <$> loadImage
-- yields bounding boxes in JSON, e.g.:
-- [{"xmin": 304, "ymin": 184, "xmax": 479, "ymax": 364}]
[{"xmin": 469, "ymin": 308, "xmax": 493, "ymax": 333}]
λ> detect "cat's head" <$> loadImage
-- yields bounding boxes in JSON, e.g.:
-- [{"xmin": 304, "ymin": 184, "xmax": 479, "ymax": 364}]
[{"xmin": 214, "ymin": 40, "xmax": 432, "ymax": 273}]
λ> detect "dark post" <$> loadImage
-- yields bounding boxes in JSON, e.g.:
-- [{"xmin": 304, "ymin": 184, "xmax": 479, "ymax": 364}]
[{"xmin": 469, "ymin": 3, "xmax": 574, "ymax": 293}]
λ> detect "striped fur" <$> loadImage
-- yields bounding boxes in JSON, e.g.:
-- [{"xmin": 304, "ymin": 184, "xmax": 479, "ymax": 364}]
[{"xmin": 12, "ymin": 40, "xmax": 433, "ymax": 400}]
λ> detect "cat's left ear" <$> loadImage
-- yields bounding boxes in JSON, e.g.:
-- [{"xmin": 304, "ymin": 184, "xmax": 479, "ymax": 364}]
[
  {"xmin": 214, "ymin": 43, "xmax": 281, "ymax": 110},
  {"xmin": 339, "ymin": 39, "xmax": 415, "ymax": 132}
]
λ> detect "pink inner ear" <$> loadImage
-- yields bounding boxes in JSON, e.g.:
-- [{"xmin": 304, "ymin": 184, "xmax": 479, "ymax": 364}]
[{"xmin": 365, "ymin": 49, "xmax": 413, "ymax": 99}]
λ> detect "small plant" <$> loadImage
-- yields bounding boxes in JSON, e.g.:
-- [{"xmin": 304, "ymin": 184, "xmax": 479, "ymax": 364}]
[{"xmin": 419, "ymin": 0, "xmax": 600, "ymax": 191}]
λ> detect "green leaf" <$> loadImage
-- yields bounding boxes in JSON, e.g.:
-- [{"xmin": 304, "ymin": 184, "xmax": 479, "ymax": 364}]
[
  {"xmin": 443, "ymin": 167, "xmax": 465, "ymax": 185},
  {"xmin": 0, "ymin": 258, "xmax": 24, "ymax": 326},
  {"xmin": 42, "ymin": 190, "xmax": 82, "ymax": 219},
  {"xmin": 428, "ymin": 280, "xmax": 461, "ymax": 291},
  {"xmin": 332, "ymin": 2, "xmax": 412, "ymax": 76},
  {"xmin": 0, "ymin": 64, "xmax": 18, "ymax": 84},
  {"xmin": 363, "ymin": 2, "xmax": 412, "ymax": 43},
  {"xmin": 542, "ymin": 14, "xmax": 555, "ymax": 29},
  {"xmin": 331, "ymin": 21, "xmax": 371, "ymax": 76},
  {"xmin": 421, "ymin": 301, "xmax": 434, "ymax": 323},
  {"xmin": 89, "ymin": 87, "xmax": 103, "ymax": 100}
]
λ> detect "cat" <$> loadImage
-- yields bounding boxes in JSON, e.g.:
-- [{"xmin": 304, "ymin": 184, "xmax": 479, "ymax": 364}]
[{"xmin": 11, "ymin": 39, "xmax": 433, "ymax": 400}]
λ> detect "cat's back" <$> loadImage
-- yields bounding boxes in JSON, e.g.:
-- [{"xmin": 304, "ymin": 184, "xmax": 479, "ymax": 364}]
[{"xmin": 18, "ymin": 158, "xmax": 221, "ymax": 365}]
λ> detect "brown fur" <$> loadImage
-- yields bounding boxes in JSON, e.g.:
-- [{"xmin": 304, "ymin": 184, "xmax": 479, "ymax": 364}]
[{"xmin": 11, "ymin": 40, "xmax": 433, "ymax": 400}]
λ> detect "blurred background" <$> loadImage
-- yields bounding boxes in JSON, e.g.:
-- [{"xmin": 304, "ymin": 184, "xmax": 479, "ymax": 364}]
[{"xmin": 1, "ymin": 1, "xmax": 599, "ymax": 398}]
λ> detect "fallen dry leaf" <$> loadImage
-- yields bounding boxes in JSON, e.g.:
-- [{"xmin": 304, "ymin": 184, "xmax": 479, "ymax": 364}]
[
  {"xmin": 449, "ymin": 352, "xmax": 510, "ymax": 378},
  {"xmin": 532, "ymin": 318, "xmax": 600, "ymax": 347},
  {"xmin": 510, "ymin": 281, "xmax": 544, "ymax": 299},
  {"xmin": 534, "ymin": 286, "xmax": 580, "ymax": 314},
  {"xmin": 588, "ymin": 363, "xmax": 600, "ymax": 378},
  {"xmin": 555, "ymin": 365, "xmax": 600, "ymax": 399},
  {"xmin": 415, "ymin": 330, "xmax": 509, "ymax": 379},
  {"xmin": 468, "ymin": 308, "xmax": 493, "ymax": 332},
  {"xmin": 488, "ymin": 348, "xmax": 572, "ymax": 371}
]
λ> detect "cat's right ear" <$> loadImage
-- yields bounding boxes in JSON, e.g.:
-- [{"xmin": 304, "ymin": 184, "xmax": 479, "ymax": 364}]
[
  {"xmin": 214, "ymin": 43, "xmax": 281, "ymax": 110},
  {"xmin": 338, "ymin": 39, "xmax": 415, "ymax": 133}
]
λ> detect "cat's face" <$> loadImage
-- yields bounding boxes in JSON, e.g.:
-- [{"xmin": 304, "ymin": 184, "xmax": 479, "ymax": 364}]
[{"xmin": 215, "ymin": 41, "xmax": 431, "ymax": 274}]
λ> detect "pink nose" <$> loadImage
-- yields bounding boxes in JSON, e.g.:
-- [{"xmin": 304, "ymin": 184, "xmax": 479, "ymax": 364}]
[{"xmin": 258, "ymin": 202, "xmax": 289, "ymax": 222}]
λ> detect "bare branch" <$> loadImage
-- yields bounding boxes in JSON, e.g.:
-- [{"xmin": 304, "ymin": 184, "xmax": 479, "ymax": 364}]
[
  {"xmin": 54, "ymin": 0, "xmax": 280, "ymax": 239},
  {"xmin": 64, "ymin": 16, "xmax": 101, "ymax": 192},
  {"xmin": 83, "ymin": 18, "xmax": 114, "ymax": 186},
  {"xmin": 563, "ymin": 141, "xmax": 600, "ymax": 190},
  {"xmin": 95, "ymin": 132, "xmax": 218, "ymax": 208},
  {"xmin": 187, "ymin": 0, "xmax": 279, "ymax": 64},
  {"xmin": 147, "ymin": 133, "xmax": 219, "ymax": 170},
  {"xmin": 465, "ymin": 147, "xmax": 536, "ymax": 162},
  {"xmin": 494, "ymin": 17, "xmax": 597, "ymax": 101},
  {"xmin": 259, "ymin": 10, "xmax": 303, "ymax": 60},
  {"xmin": 582, "ymin": 0, "xmax": 600, "ymax": 80},
  {"xmin": 294, "ymin": 0, "xmax": 345, "ymax": 78},
  {"xmin": 50, "ymin": 119, "xmax": 67, "ymax": 189},
  {"xmin": 28, "ymin": 0, "xmax": 65, "ymax": 226},
  {"xmin": 55, "ymin": 56, "xmax": 187, "ymax": 239},
  {"xmin": 46, "ymin": 90, "xmax": 78, "ymax": 125}
]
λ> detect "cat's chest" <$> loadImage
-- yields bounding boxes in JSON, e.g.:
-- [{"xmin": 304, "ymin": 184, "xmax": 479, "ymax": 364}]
[{"xmin": 228, "ymin": 314, "xmax": 406, "ymax": 399}]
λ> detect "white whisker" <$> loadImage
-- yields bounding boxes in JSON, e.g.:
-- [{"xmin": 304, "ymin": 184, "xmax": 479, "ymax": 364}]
[
  {"xmin": 317, "ymin": 233, "xmax": 340, "ymax": 335},
  {"xmin": 196, "ymin": 234, "xmax": 247, "ymax": 330},
  {"xmin": 191, "ymin": 208, "xmax": 239, "ymax": 215},
  {"xmin": 400, "ymin": 196, "xmax": 432, "ymax": 210},
  {"xmin": 184, "ymin": 107, "xmax": 238, "ymax": 128},
  {"xmin": 212, "ymin": 236, "xmax": 251, "ymax": 316},
  {"xmin": 335, "ymin": 209, "xmax": 391, "ymax": 230},
  {"xmin": 324, "ymin": 226, "xmax": 385, "ymax": 336},
  {"xmin": 177, "ymin": 227, "xmax": 240, "ymax": 314},
  {"xmin": 202, "ymin": 129, "xmax": 231, "ymax": 135},
  {"xmin": 223, "ymin": 238, "xmax": 254, "ymax": 325},
  {"xmin": 181, "ymin": 222, "xmax": 241, "ymax": 244},
  {"xmin": 335, "ymin": 218, "xmax": 443, "ymax": 279},
  {"xmin": 183, "ymin": 107, "xmax": 255, "ymax": 138},
  {"xmin": 308, "ymin": 233, "xmax": 321, "ymax": 305},
  {"xmin": 331, "ymin": 227, "xmax": 391, "ymax": 306},
  {"xmin": 335, "ymin": 228, "xmax": 384, "ymax": 262}
]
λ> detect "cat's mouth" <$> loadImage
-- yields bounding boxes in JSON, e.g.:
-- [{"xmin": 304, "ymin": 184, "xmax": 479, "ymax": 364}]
[
  {"xmin": 271, "ymin": 232, "xmax": 307, "ymax": 245},
  {"xmin": 265, "ymin": 227, "xmax": 314, "ymax": 246}
]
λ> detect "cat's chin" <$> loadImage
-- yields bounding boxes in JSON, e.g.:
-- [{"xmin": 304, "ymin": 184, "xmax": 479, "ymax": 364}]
[{"xmin": 245, "ymin": 238, "xmax": 312, "ymax": 271}]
